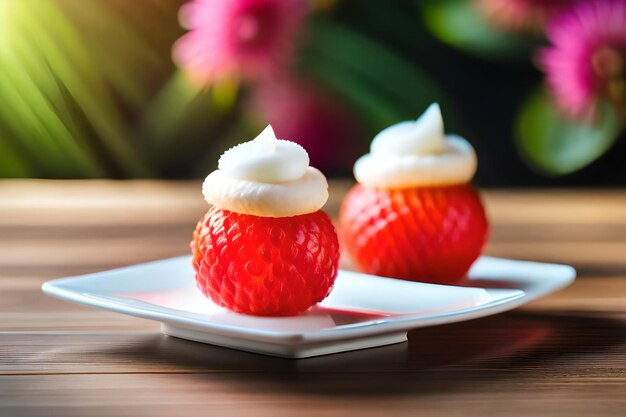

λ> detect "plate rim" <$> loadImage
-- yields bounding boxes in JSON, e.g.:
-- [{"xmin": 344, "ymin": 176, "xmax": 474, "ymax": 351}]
[{"xmin": 41, "ymin": 255, "xmax": 576, "ymax": 345}]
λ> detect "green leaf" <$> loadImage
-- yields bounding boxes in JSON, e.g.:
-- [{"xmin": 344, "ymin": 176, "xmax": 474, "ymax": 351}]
[
  {"xmin": 0, "ymin": 0, "xmax": 157, "ymax": 177},
  {"xmin": 138, "ymin": 72, "xmax": 204, "ymax": 148},
  {"xmin": 0, "ymin": 134, "xmax": 33, "ymax": 177},
  {"xmin": 421, "ymin": 0, "xmax": 533, "ymax": 61},
  {"xmin": 137, "ymin": 71, "xmax": 238, "ymax": 174},
  {"xmin": 57, "ymin": 0, "xmax": 169, "ymax": 110},
  {"xmin": 515, "ymin": 90, "xmax": 621, "ymax": 175},
  {"xmin": 0, "ymin": 0, "xmax": 104, "ymax": 177},
  {"xmin": 27, "ymin": 1, "xmax": 152, "ymax": 176},
  {"xmin": 300, "ymin": 18, "xmax": 456, "ymax": 134},
  {"xmin": 305, "ymin": 61, "xmax": 404, "ymax": 128}
]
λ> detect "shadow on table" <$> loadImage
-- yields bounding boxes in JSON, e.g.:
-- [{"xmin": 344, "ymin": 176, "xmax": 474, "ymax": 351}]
[{"xmin": 98, "ymin": 311, "xmax": 625, "ymax": 396}]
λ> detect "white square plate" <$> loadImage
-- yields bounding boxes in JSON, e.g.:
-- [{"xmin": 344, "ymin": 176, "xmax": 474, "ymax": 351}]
[{"xmin": 42, "ymin": 256, "xmax": 575, "ymax": 358}]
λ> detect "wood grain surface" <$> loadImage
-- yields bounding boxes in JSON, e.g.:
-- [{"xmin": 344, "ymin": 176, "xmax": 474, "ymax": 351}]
[{"xmin": 1, "ymin": 180, "xmax": 625, "ymax": 417}]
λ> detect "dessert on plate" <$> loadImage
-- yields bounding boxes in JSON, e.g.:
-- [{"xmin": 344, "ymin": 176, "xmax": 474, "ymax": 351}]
[
  {"xmin": 191, "ymin": 126, "xmax": 340, "ymax": 316},
  {"xmin": 339, "ymin": 103, "xmax": 489, "ymax": 285}
]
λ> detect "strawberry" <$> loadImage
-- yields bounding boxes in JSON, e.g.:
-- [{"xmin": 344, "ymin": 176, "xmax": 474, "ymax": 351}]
[
  {"xmin": 339, "ymin": 184, "xmax": 488, "ymax": 285},
  {"xmin": 191, "ymin": 207, "xmax": 340, "ymax": 316}
]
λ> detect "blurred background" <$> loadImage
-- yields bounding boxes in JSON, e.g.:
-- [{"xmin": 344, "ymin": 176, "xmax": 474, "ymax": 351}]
[{"xmin": 0, "ymin": 0, "xmax": 625, "ymax": 186}]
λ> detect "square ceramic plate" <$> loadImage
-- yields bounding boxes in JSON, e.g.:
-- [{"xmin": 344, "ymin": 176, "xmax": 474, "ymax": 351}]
[{"xmin": 42, "ymin": 256, "xmax": 575, "ymax": 358}]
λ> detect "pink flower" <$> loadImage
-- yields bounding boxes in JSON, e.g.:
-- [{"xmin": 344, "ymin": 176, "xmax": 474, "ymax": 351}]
[
  {"xmin": 173, "ymin": 0, "xmax": 306, "ymax": 85},
  {"xmin": 539, "ymin": 0, "xmax": 626, "ymax": 119},
  {"xmin": 476, "ymin": 0, "xmax": 574, "ymax": 32},
  {"xmin": 252, "ymin": 77, "xmax": 364, "ymax": 175}
]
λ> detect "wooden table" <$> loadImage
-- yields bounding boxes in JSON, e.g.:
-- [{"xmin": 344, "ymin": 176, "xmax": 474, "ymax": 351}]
[{"xmin": 1, "ymin": 180, "xmax": 625, "ymax": 417}]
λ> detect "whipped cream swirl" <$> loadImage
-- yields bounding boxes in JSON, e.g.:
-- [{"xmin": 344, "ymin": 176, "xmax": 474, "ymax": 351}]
[
  {"xmin": 203, "ymin": 126, "xmax": 329, "ymax": 217},
  {"xmin": 354, "ymin": 103, "xmax": 477, "ymax": 188}
]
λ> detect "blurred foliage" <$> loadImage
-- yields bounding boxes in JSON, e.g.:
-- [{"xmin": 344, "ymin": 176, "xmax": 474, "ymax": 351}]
[
  {"xmin": 0, "ymin": 0, "xmax": 622, "ymax": 180},
  {"xmin": 0, "ymin": 0, "xmax": 175, "ymax": 177}
]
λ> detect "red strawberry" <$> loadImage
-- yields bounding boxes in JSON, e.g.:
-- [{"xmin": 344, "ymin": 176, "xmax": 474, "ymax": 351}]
[
  {"xmin": 191, "ymin": 208, "xmax": 340, "ymax": 316},
  {"xmin": 339, "ymin": 184, "xmax": 488, "ymax": 285}
]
